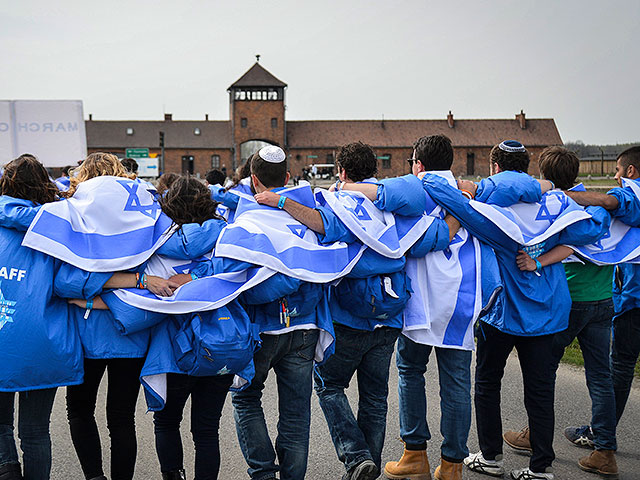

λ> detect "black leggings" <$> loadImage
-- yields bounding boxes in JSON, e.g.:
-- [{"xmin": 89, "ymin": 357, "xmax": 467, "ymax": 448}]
[{"xmin": 66, "ymin": 357, "xmax": 144, "ymax": 480}]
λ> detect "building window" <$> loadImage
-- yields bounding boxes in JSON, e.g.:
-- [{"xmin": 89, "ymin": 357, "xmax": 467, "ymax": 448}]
[
  {"xmin": 467, "ymin": 152, "xmax": 475, "ymax": 176},
  {"xmin": 326, "ymin": 153, "xmax": 334, "ymax": 163},
  {"xmin": 211, "ymin": 154, "xmax": 220, "ymax": 169},
  {"xmin": 126, "ymin": 127, "xmax": 134, "ymax": 135},
  {"xmin": 181, "ymin": 155, "xmax": 194, "ymax": 175},
  {"xmin": 241, "ymin": 118, "xmax": 248, "ymax": 128},
  {"xmin": 271, "ymin": 118, "xmax": 278, "ymax": 128},
  {"xmin": 233, "ymin": 88, "xmax": 283, "ymax": 101},
  {"xmin": 379, "ymin": 154, "xmax": 391, "ymax": 169},
  {"xmin": 194, "ymin": 127, "xmax": 201, "ymax": 135}
]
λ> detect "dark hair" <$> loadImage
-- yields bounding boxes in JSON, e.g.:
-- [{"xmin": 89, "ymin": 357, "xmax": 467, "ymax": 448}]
[
  {"xmin": 618, "ymin": 146, "xmax": 640, "ymax": 173},
  {"xmin": 160, "ymin": 176, "xmax": 223, "ymax": 226},
  {"xmin": 336, "ymin": 142, "xmax": 378, "ymax": 182},
  {"xmin": 121, "ymin": 157, "xmax": 139, "ymax": 174},
  {"xmin": 250, "ymin": 151, "xmax": 287, "ymax": 189},
  {"xmin": 156, "ymin": 172, "xmax": 180, "ymax": 196},
  {"xmin": 413, "ymin": 134, "xmax": 453, "ymax": 170},
  {"xmin": 61, "ymin": 165, "xmax": 74, "ymax": 176},
  {"xmin": 539, "ymin": 146, "xmax": 579, "ymax": 190},
  {"xmin": 205, "ymin": 169, "xmax": 226, "ymax": 186},
  {"xmin": 0, "ymin": 154, "xmax": 59, "ymax": 205},
  {"xmin": 490, "ymin": 143, "xmax": 530, "ymax": 173}
]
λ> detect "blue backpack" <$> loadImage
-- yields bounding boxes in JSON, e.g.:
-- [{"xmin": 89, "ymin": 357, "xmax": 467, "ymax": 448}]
[
  {"xmin": 335, "ymin": 270, "xmax": 412, "ymax": 321},
  {"xmin": 172, "ymin": 301, "xmax": 260, "ymax": 377}
]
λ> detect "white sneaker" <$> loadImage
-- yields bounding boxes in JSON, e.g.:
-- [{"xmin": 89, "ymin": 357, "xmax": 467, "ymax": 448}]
[
  {"xmin": 510, "ymin": 467, "xmax": 554, "ymax": 480},
  {"xmin": 463, "ymin": 451, "xmax": 505, "ymax": 477}
]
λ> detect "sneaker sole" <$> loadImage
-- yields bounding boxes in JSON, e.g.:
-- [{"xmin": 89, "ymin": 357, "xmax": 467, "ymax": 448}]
[
  {"xmin": 578, "ymin": 463, "xmax": 619, "ymax": 479},
  {"xmin": 503, "ymin": 436, "xmax": 533, "ymax": 455},
  {"xmin": 352, "ymin": 462, "xmax": 379, "ymax": 480},
  {"xmin": 383, "ymin": 468, "xmax": 430, "ymax": 480},
  {"xmin": 564, "ymin": 432, "xmax": 595, "ymax": 449},
  {"xmin": 464, "ymin": 462, "xmax": 504, "ymax": 478}
]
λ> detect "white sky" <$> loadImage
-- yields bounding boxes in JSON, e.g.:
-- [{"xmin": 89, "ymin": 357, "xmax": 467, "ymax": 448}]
[{"xmin": 1, "ymin": 0, "xmax": 638, "ymax": 144}]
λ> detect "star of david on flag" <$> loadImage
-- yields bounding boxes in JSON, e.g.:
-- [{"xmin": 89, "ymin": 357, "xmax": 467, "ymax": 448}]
[
  {"xmin": 0, "ymin": 284, "xmax": 17, "ymax": 331},
  {"xmin": 117, "ymin": 180, "xmax": 161, "ymax": 219}
]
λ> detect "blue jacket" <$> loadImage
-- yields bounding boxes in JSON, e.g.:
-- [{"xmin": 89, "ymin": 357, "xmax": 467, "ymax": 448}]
[
  {"xmin": 317, "ymin": 175, "xmax": 450, "ymax": 331},
  {"xmin": 609, "ymin": 180, "xmax": 640, "ymax": 315},
  {"xmin": 0, "ymin": 196, "xmax": 83, "ymax": 391},
  {"xmin": 422, "ymin": 174, "xmax": 610, "ymax": 336}
]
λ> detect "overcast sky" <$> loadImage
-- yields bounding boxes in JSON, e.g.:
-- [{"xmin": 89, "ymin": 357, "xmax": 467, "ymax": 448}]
[{"xmin": 2, "ymin": 0, "xmax": 638, "ymax": 144}]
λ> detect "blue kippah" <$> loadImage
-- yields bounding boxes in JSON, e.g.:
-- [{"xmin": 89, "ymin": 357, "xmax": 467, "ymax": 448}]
[{"xmin": 499, "ymin": 140, "xmax": 526, "ymax": 153}]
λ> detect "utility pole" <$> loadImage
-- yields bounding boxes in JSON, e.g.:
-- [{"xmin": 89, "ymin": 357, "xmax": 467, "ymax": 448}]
[{"xmin": 159, "ymin": 131, "xmax": 165, "ymax": 174}]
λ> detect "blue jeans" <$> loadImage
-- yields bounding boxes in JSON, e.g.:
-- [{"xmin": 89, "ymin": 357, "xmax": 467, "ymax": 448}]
[
  {"xmin": 232, "ymin": 329, "xmax": 319, "ymax": 480},
  {"xmin": 314, "ymin": 324, "xmax": 400, "ymax": 472},
  {"xmin": 0, "ymin": 388, "xmax": 57, "ymax": 480},
  {"xmin": 612, "ymin": 307, "xmax": 640, "ymax": 424},
  {"xmin": 397, "ymin": 334, "xmax": 472, "ymax": 462},
  {"xmin": 551, "ymin": 299, "xmax": 617, "ymax": 450}
]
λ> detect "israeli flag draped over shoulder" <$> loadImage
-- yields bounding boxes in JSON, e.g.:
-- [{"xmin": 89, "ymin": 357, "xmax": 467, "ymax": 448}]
[
  {"xmin": 215, "ymin": 183, "xmax": 366, "ymax": 282},
  {"xmin": 402, "ymin": 171, "xmax": 482, "ymax": 351},
  {"xmin": 568, "ymin": 180, "xmax": 640, "ymax": 265},
  {"xmin": 314, "ymin": 179, "xmax": 432, "ymax": 259},
  {"xmin": 22, "ymin": 176, "xmax": 174, "ymax": 272},
  {"xmin": 467, "ymin": 186, "xmax": 592, "ymax": 246}
]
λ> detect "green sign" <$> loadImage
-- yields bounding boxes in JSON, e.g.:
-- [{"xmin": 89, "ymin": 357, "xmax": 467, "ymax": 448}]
[
  {"xmin": 377, "ymin": 155, "xmax": 390, "ymax": 160},
  {"xmin": 125, "ymin": 148, "xmax": 150, "ymax": 158},
  {"xmin": 307, "ymin": 155, "xmax": 318, "ymax": 159}
]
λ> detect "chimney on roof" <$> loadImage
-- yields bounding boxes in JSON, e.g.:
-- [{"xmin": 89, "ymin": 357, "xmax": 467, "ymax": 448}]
[
  {"xmin": 205, "ymin": 113, "xmax": 209, "ymax": 121},
  {"xmin": 447, "ymin": 110, "xmax": 454, "ymax": 128},
  {"xmin": 164, "ymin": 113, "xmax": 172, "ymax": 121},
  {"xmin": 88, "ymin": 113, "xmax": 93, "ymax": 121},
  {"xmin": 516, "ymin": 109, "xmax": 526, "ymax": 129}
]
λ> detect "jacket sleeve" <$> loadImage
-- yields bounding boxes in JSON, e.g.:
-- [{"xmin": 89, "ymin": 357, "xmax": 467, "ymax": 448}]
[
  {"xmin": 374, "ymin": 175, "xmax": 428, "ymax": 215},
  {"xmin": 54, "ymin": 263, "xmax": 113, "ymax": 299},
  {"xmin": 407, "ymin": 217, "xmax": 451, "ymax": 256},
  {"xmin": 315, "ymin": 206, "xmax": 357, "ymax": 244},
  {"xmin": 608, "ymin": 186, "xmax": 640, "ymax": 227},
  {"xmin": 0, "ymin": 197, "xmax": 41, "ymax": 231},
  {"xmin": 210, "ymin": 185, "xmax": 241, "ymax": 209},
  {"xmin": 557, "ymin": 205, "xmax": 611, "ymax": 246},
  {"xmin": 241, "ymin": 273, "xmax": 302, "ymax": 305},
  {"xmin": 421, "ymin": 173, "xmax": 512, "ymax": 252},
  {"xmin": 475, "ymin": 171, "xmax": 542, "ymax": 206},
  {"xmin": 156, "ymin": 218, "xmax": 226, "ymax": 259}
]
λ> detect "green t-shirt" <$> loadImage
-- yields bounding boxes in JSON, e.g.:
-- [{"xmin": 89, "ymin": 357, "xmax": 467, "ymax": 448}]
[{"xmin": 564, "ymin": 262, "xmax": 614, "ymax": 302}]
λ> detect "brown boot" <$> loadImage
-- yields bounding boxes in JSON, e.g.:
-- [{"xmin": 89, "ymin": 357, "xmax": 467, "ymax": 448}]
[
  {"xmin": 503, "ymin": 426, "xmax": 532, "ymax": 453},
  {"xmin": 384, "ymin": 448, "xmax": 431, "ymax": 480},
  {"xmin": 434, "ymin": 458, "xmax": 462, "ymax": 480},
  {"xmin": 578, "ymin": 450, "xmax": 618, "ymax": 478}
]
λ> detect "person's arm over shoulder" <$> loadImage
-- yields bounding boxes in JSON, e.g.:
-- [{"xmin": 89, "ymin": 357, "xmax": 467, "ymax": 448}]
[
  {"xmin": 157, "ymin": 218, "xmax": 226, "ymax": 259},
  {"xmin": 375, "ymin": 175, "xmax": 428, "ymax": 215},
  {"xmin": 556, "ymin": 205, "xmax": 611, "ymax": 246},
  {"xmin": 408, "ymin": 214, "xmax": 460, "ymax": 257},
  {"xmin": 315, "ymin": 206, "xmax": 356, "ymax": 244},
  {"xmin": 53, "ymin": 263, "xmax": 112, "ymax": 299},
  {"xmin": 608, "ymin": 185, "xmax": 640, "ymax": 226},
  {"xmin": 475, "ymin": 171, "xmax": 544, "ymax": 206},
  {"xmin": 241, "ymin": 273, "xmax": 301, "ymax": 305},
  {"xmin": 0, "ymin": 196, "xmax": 42, "ymax": 231}
]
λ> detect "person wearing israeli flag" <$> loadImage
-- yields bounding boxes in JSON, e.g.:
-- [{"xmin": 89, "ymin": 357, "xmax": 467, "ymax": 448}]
[
  {"xmin": 220, "ymin": 145, "xmax": 335, "ymax": 480},
  {"xmin": 420, "ymin": 141, "xmax": 610, "ymax": 480},
  {"xmin": 0, "ymin": 155, "xmax": 83, "ymax": 480},
  {"xmin": 564, "ymin": 146, "xmax": 640, "ymax": 444},
  {"xmin": 499, "ymin": 146, "xmax": 620, "ymax": 478},
  {"xmin": 208, "ymin": 161, "xmax": 252, "ymax": 222},
  {"xmin": 257, "ymin": 141, "xmax": 461, "ymax": 480}
]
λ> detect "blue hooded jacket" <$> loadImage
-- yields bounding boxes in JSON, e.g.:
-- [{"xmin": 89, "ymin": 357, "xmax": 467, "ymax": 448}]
[{"xmin": 0, "ymin": 196, "xmax": 83, "ymax": 391}]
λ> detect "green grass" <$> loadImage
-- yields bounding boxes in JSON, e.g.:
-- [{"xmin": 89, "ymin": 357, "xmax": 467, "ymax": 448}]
[{"xmin": 561, "ymin": 339, "xmax": 640, "ymax": 378}]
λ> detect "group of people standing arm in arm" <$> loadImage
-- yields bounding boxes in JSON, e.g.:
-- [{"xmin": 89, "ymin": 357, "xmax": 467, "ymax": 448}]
[{"xmin": 0, "ymin": 136, "xmax": 638, "ymax": 480}]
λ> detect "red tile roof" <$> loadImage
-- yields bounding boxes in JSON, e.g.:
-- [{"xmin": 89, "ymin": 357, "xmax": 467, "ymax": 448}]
[{"xmin": 228, "ymin": 62, "xmax": 287, "ymax": 89}]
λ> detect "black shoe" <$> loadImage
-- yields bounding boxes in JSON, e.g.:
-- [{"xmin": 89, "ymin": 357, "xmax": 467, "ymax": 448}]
[
  {"xmin": 88, "ymin": 477, "xmax": 107, "ymax": 480},
  {"xmin": 162, "ymin": 470, "xmax": 186, "ymax": 480},
  {"xmin": 343, "ymin": 459, "xmax": 379, "ymax": 480},
  {"xmin": 0, "ymin": 463, "xmax": 22, "ymax": 480}
]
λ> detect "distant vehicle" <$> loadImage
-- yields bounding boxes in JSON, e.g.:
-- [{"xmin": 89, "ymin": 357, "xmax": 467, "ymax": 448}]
[{"xmin": 307, "ymin": 163, "xmax": 335, "ymax": 180}]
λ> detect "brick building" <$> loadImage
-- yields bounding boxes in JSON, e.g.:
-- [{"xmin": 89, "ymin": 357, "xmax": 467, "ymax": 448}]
[{"xmin": 86, "ymin": 61, "xmax": 563, "ymax": 178}]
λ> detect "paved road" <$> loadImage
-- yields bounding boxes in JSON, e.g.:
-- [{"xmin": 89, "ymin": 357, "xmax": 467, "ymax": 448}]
[{"xmin": 48, "ymin": 352, "xmax": 639, "ymax": 479}]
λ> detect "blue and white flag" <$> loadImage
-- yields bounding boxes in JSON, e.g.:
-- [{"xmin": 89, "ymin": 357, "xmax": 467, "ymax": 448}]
[
  {"xmin": 315, "ymin": 184, "xmax": 432, "ymax": 259},
  {"xmin": 215, "ymin": 184, "xmax": 365, "ymax": 282},
  {"xmin": 567, "ymin": 181, "xmax": 640, "ymax": 265},
  {"xmin": 468, "ymin": 190, "xmax": 592, "ymax": 246},
  {"xmin": 110, "ymin": 252, "xmax": 276, "ymax": 314},
  {"xmin": 402, "ymin": 171, "xmax": 481, "ymax": 351},
  {"xmin": 22, "ymin": 176, "xmax": 174, "ymax": 272}
]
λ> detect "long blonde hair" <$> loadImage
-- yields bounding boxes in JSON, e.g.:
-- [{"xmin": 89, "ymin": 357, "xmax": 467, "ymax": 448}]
[{"xmin": 64, "ymin": 152, "xmax": 133, "ymax": 197}]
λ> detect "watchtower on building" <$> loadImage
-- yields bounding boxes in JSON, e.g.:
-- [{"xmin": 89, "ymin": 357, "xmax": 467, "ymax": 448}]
[{"xmin": 228, "ymin": 57, "xmax": 287, "ymax": 169}]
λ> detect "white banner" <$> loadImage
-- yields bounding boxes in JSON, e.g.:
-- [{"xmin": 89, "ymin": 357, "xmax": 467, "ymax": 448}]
[{"xmin": 0, "ymin": 100, "xmax": 87, "ymax": 167}]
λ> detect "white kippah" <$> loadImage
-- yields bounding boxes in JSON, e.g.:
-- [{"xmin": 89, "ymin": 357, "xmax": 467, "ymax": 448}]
[
  {"xmin": 498, "ymin": 140, "xmax": 526, "ymax": 153},
  {"xmin": 259, "ymin": 145, "xmax": 286, "ymax": 163}
]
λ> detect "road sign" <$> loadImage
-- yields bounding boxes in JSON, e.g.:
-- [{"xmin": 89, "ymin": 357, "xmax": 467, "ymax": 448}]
[
  {"xmin": 125, "ymin": 148, "xmax": 149, "ymax": 158},
  {"xmin": 307, "ymin": 155, "xmax": 318, "ymax": 159}
]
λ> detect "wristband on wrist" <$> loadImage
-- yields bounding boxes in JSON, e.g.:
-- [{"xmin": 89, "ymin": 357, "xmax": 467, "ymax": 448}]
[
  {"xmin": 190, "ymin": 272, "xmax": 198, "ymax": 281},
  {"xmin": 84, "ymin": 298, "xmax": 94, "ymax": 320},
  {"xmin": 135, "ymin": 272, "xmax": 141, "ymax": 288},
  {"xmin": 548, "ymin": 180, "xmax": 555, "ymax": 190},
  {"xmin": 277, "ymin": 195, "xmax": 286, "ymax": 209},
  {"xmin": 460, "ymin": 189, "xmax": 475, "ymax": 200},
  {"xmin": 535, "ymin": 259, "xmax": 542, "ymax": 272},
  {"xmin": 142, "ymin": 273, "xmax": 148, "ymax": 289}
]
